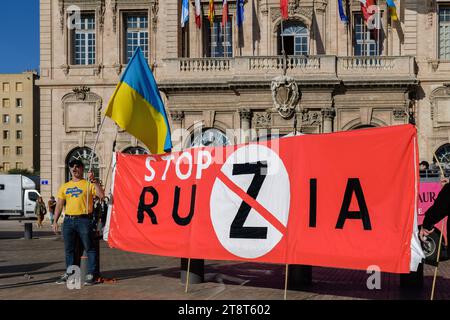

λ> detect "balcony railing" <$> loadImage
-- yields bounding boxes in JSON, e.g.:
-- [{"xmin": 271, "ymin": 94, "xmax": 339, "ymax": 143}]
[
  {"xmin": 248, "ymin": 56, "xmax": 321, "ymax": 71},
  {"xmin": 178, "ymin": 58, "xmax": 231, "ymax": 72},
  {"xmin": 159, "ymin": 56, "xmax": 416, "ymax": 84}
]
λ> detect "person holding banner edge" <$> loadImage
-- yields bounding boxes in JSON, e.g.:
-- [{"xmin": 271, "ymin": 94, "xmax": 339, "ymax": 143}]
[
  {"xmin": 419, "ymin": 178, "xmax": 450, "ymax": 245},
  {"xmin": 52, "ymin": 159, "xmax": 105, "ymax": 285}
]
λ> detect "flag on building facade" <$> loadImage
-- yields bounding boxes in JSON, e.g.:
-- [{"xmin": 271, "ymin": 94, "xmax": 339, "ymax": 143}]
[
  {"xmin": 338, "ymin": 0, "xmax": 349, "ymax": 24},
  {"xmin": 222, "ymin": 0, "xmax": 228, "ymax": 26},
  {"xmin": 195, "ymin": 0, "xmax": 202, "ymax": 28},
  {"xmin": 181, "ymin": 0, "xmax": 189, "ymax": 28},
  {"xmin": 386, "ymin": 0, "xmax": 398, "ymax": 21},
  {"xmin": 237, "ymin": 0, "xmax": 245, "ymax": 27},
  {"xmin": 105, "ymin": 48, "xmax": 172, "ymax": 155},
  {"xmin": 280, "ymin": 0, "xmax": 289, "ymax": 20},
  {"xmin": 208, "ymin": 0, "xmax": 215, "ymax": 24}
]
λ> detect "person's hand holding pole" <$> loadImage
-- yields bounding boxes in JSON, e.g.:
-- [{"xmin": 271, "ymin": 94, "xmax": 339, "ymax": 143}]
[{"xmin": 419, "ymin": 226, "xmax": 435, "ymax": 241}]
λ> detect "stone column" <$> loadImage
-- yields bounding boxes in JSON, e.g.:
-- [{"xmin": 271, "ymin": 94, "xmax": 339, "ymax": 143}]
[
  {"xmin": 322, "ymin": 108, "xmax": 335, "ymax": 133},
  {"xmin": 170, "ymin": 111, "xmax": 185, "ymax": 152},
  {"xmin": 239, "ymin": 108, "xmax": 252, "ymax": 143}
]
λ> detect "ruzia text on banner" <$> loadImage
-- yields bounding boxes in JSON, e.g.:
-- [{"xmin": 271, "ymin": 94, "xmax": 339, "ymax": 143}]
[{"xmin": 108, "ymin": 125, "xmax": 424, "ymax": 274}]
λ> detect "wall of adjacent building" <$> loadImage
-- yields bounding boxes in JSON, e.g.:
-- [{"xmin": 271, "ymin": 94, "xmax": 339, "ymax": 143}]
[{"xmin": 0, "ymin": 72, "xmax": 39, "ymax": 173}]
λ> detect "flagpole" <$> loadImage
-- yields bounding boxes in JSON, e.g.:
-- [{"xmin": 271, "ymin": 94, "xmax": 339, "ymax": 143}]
[
  {"xmin": 86, "ymin": 115, "xmax": 107, "ymax": 215},
  {"xmin": 430, "ymin": 153, "xmax": 447, "ymax": 300},
  {"xmin": 102, "ymin": 129, "xmax": 118, "ymax": 193},
  {"xmin": 284, "ymin": 264, "xmax": 289, "ymax": 300},
  {"xmin": 281, "ymin": 18, "xmax": 286, "ymax": 75},
  {"xmin": 185, "ymin": 258, "xmax": 191, "ymax": 293}
]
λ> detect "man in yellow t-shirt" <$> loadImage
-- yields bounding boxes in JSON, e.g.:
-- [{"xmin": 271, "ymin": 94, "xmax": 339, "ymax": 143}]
[{"xmin": 52, "ymin": 159, "xmax": 105, "ymax": 285}]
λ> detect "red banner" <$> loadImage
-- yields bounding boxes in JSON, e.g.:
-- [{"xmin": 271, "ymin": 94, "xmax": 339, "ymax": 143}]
[{"xmin": 108, "ymin": 125, "xmax": 419, "ymax": 273}]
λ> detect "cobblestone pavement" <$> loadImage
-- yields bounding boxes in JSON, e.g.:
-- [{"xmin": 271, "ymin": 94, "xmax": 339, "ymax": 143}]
[{"xmin": 1, "ymin": 219, "xmax": 450, "ymax": 300}]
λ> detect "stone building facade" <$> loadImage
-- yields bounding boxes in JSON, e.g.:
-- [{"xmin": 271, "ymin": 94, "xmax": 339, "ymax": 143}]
[
  {"xmin": 38, "ymin": 0, "xmax": 450, "ymax": 199},
  {"xmin": 0, "ymin": 72, "xmax": 39, "ymax": 173}
]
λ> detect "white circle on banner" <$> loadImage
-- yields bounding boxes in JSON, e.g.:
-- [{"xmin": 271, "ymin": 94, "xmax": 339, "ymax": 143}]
[{"xmin": 210, "ymin": 144, "xmax": 290, "ymax": 259}]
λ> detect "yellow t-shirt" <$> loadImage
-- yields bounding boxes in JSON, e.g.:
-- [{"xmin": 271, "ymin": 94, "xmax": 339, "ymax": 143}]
[{"xmin": 57, "ymin": 179, "xmax": 97, "ymax": 216}]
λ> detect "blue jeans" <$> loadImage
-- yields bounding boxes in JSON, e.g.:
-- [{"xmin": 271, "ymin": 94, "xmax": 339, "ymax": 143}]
[{"xmin": 62, "ymin": 216, "xmax": 97, "ymax": 276}]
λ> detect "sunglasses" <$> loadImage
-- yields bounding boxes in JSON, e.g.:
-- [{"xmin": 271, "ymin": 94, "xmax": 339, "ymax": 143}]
[{"xmin": 69, "ymin": 163, "xmax": 83, "ymax": 169}]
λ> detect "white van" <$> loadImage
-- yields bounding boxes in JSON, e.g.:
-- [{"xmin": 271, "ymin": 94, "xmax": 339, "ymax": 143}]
[{"xmin": 0, "ymin": 175, "xmax": 41, "ymax": 219}]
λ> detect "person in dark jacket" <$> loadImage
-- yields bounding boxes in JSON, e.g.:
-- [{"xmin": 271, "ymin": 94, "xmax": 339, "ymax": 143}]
[{"xmin": 420, "ymin": 178, "xmax": 450, "ymax": 241}]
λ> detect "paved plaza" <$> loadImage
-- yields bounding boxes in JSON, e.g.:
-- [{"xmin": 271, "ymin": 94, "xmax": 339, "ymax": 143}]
[{"xmin": 1, "ymin": 218, "xmax": 450, "ymax": 300}]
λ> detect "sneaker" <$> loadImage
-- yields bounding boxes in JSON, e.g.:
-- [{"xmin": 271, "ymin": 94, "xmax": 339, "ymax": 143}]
[
  {"xmin": 84, "ymin": 274, "xmax": 95, "ymax": 286},
  {"xmin": 56, "ymin": 273, "xmax": 69, "ymax": 284}
]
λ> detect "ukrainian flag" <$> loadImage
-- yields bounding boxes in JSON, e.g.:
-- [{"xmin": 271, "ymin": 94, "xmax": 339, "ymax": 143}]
[
  {"xmin": 105, "ymin": 47, "xmax": 172, "ymax": 154},
  {"xmin": 386, "ymin": 0, "xmax": 398, "ymax": 22}
]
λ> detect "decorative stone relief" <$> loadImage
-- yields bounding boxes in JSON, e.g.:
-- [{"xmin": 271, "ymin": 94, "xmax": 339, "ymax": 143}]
[
  {"xmin": 321, "ymin": 108, "xmax": 335, "ymax": 120},
  {"xmin": 301, "ymin": 109, "xmax": 322, "ymax": 126},
  {"xmin": 255, "ymin": 113, "xmax": 272, "ymax": 127},
  {"xmin": 239, "ymin": 109, "xmax": 253, "ymax": 121},
  {"xmin": 62, "ymin": 88, "xmax": 102, "ymax": 133},
  {"xmin": 113, "ymin": 63, "xmax": 123, "ymax": 75},
  {"xmin": 61, "ymin": 64, "xmax": 70, "ymax": 76},
  {"xmin": 59, "ymin": 0, "xmax": 65, "ymax": 32},
  {"xmin": 151, "ymin": 1, "xmax": 159, "ymax": 31},
  {"xmin": 271, "ymin": 75, "xmax": 300, "ymax": 119},
  {"xmin": 93, "ymin": 64, "xmax": 104, "ymax": 76},
  {"xmin": 430, "ymin": 86, "xmax": 450, "ymax": 128},
  {"xmin": 98, "ymin": 0, "xmax": 106, "ymax": 32},
  {"xmin": 111, "ymin": 0, "xmax": 118, "ymax": 33},
  {"xmin": 170, "ymin": 111, "xmax": 185, "ymax": 122},
  {"xmin": 271, "ymin": 4, "xmax": 313, "ymax": 22},
  {"xmin": 393, "ymin": 108, "xmax": 407, "ymax": 120}
]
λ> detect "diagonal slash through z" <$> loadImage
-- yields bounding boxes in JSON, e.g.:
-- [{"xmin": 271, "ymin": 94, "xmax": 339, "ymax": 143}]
[{"xmin": 217, "ymin": 171, "xmax": 288, "ymax": 235}]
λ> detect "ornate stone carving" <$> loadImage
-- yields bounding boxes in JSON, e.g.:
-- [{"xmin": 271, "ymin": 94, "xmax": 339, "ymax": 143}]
[
  {"xmin": 239, "ymin": 109, "xmax": 252, "ymax": 121},
  {"xmin": 94, "ymin": 64, "xmax": 104, "ymax": 76},
  {"xmin": 271, "ymin": 75, "xmax": 300, "ymax": 119},
  {"xmin": 98, "ymin": 0, "xmax": 106, "ymax": 32},
  {"xmin": 321, "ymin": 108, "xmax": 335, "ymax": 120},
  {"xmin": 111, "ymin": 0, "xmax": 118, "ymax": 33},
  {"xmin": 73, "ymin": 86, "xmax": 91, "ymax": 101},
  {"xmin": 271, "ymin": 3, "xmax": 313, "ymax": 22},
  {"xmin": 151, "ymin": 0, "xmax": 159, "ymax": 31},
  {"xmin": 429, "ymin": 59, "xmax": 440, "ymax": 72},
  {"xmin": 255, "ymin": 113, "xmax": 272, "ymax": 127},
  {"xmin": 59, "ymin": 0, "xmax": 65, "ymax": 32},
  {"xmin": 301, "ymin": 109, "xmax": 322, "ymax": 126},
  {"xmin": 61, "ymin": 64, "xmax": 70, "ymax": 76},
  {"xmin": 170, "ymin": 111, "xmax": 184, "ymax": 122},
  {"xmin": 113, "ymin": 63, "xmax": 123, "ymax": 75},
  {"xmin": 62, "ymin": 89, "xmax": 102, "ymax": 133},
  {"xmin": 314, "ymin": 0, "xmax": 328, "ymax": 13},
  {"xmin": 259, "ymin": 0, "xmax": 268, "ymax": 16},
  {"xmin": 393, "ymin": 108, "xmax": 407, "ymax": 120}
]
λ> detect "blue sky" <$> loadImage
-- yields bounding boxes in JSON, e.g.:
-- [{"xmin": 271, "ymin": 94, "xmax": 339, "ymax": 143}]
[{"xmin": 0, "ymin": 1, "xmax": 39, "ymax": 74}]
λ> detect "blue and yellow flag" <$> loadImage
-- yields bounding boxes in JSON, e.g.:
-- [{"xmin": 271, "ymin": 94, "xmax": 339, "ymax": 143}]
[
  {"xmin": 105, "ymin": 47, "xmax": 172, "ymax": 154},
  {"xmin": 386, "ymin": 0, "xmax": 398, "ymax": 21}
]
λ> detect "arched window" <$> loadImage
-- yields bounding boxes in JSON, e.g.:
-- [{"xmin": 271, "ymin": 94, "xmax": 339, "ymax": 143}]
[
  {"xmin": 278, "ymin": 21, "xmax": 309, "ymax": 56},
  {"xmin": 65, "ymin": 147, "xmax": 100, "ymax": 182},
  {"xmin": 122, "ymin": 146, "xmax": 149, "ymax": 155},
  {"xmin": 186, "ymin": 128, "xmax": 231, "ymax": 148},
  {"xmin": 435, "ymin": 143, "xmax": 450, "ymax": 169}
]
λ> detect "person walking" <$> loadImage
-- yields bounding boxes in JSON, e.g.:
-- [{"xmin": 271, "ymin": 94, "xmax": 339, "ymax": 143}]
[
  {"xmin": 48, "ymin": 196, "xmax": 56, "ymax": 226},
  {"xmin": 52, "ymin": 159, "xmax": 105, "ymax": 285},
  {"xmin": 34, "ymin": 197, "xmax": 47, "ymax": 228}
]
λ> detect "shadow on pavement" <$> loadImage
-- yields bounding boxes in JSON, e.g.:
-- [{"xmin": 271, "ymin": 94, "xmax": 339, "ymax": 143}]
[
  {"xmin": 0, "ymin": 277, "xmax": 61, "ymax": 290},
  {"xmin": 0, "ymin": 262, "xmax": 60, "ymax": 275},
  {"xmin": 100, "ymin": 266, "xmax": 181, "ymax": 281},
  {"xmin": 0, "ymin": 231, "xmax": 56, "ymax": 240}
]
